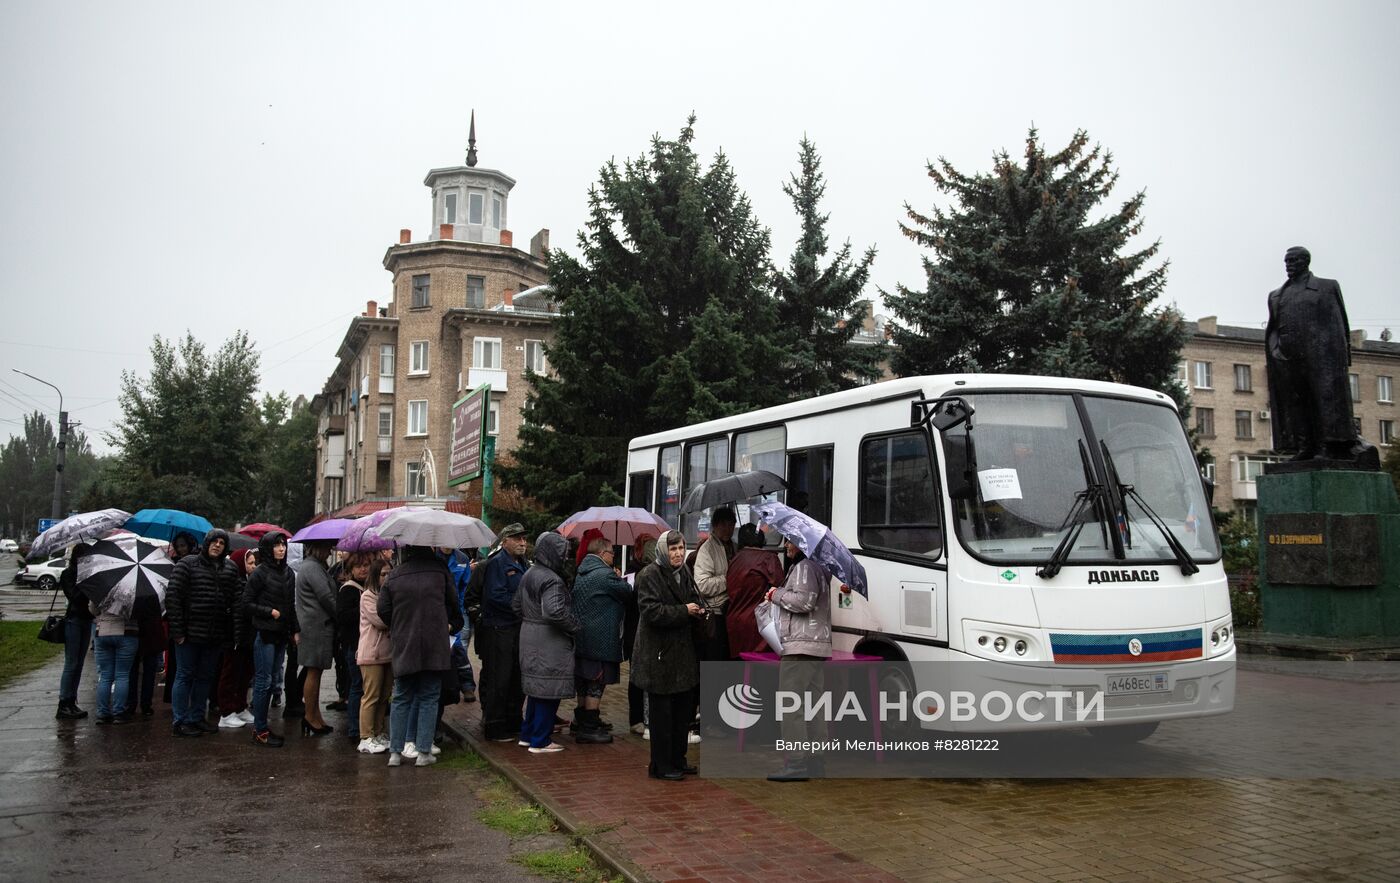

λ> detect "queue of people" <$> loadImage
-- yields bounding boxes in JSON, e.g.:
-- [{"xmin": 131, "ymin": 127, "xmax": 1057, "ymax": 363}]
[{"xmin": 55, "ymin": 505, "xmax": 834, "ymax": 782}]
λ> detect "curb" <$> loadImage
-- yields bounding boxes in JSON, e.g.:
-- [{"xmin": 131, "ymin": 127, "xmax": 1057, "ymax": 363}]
[{"xmin": 440, "ymin": 713, "xmax": 651, "ymax": 883}]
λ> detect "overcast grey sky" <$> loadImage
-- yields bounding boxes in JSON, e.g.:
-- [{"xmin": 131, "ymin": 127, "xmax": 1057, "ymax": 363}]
[{"xmin": 2, "ymin": 0, "xmax": 1397, "ymax": 453}]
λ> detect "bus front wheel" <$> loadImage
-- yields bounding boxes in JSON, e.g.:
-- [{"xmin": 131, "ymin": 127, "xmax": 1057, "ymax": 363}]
[{"xmin": 1087, "ymin": 721, "xmax": 1159, "ymax": 743}]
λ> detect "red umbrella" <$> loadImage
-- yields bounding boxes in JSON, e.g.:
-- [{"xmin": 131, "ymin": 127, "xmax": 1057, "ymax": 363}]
[{"xmin": 238, "ymin": 522, "xmax": 289, "ymax": 540}]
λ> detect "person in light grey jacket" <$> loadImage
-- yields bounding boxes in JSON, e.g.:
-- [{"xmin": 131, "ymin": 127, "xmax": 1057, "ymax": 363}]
[
  {"xmin": 765, "ymin": 537, "xmax": 832, "ymax": 781},
  {"xmin": 513, "ymin": 532, "xmax": 578, "ymax": 752},
  {"xmin": 293, "ymin": 541, "xmax": 338, "ymax": 735}
]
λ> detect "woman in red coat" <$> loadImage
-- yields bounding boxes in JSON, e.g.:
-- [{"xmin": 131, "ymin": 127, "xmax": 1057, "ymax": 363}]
[{"xmin": 723, "ymin": 524, "xmax": 784, "ymax": 659}]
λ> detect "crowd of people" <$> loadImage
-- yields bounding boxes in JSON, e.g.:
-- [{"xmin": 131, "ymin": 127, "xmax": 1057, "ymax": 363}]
[{"xmin": 52, "ymin": 506, "xmax": 834, "ymax": 781}]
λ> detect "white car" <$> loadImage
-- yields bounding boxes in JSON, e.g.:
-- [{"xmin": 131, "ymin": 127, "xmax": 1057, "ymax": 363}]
[
  {"xmin": 0, "ymin": 539, "xmax": 17, "ymax": 552},
  {"xmin": 15, "ymin": 556, "xmax": 66, "ymax": 590}
]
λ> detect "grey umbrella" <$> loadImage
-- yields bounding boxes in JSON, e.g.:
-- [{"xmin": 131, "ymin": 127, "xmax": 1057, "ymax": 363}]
[
  {"xmin": 680, "ymin": 470, "xmax": 787, "ymax": 514},
  {"xmin": 29, "ymin": 508, "xmax": 133, "ymax": 560},
  {"xmin": 376, "ymin": 508, "xmax": 498, "ymax": 549}
]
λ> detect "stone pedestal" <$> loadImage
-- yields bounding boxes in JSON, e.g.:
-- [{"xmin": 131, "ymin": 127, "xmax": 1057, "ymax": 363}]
[{"xmin": 1257, "ymin": 470, "xmax": 1400, "ymax": 638}]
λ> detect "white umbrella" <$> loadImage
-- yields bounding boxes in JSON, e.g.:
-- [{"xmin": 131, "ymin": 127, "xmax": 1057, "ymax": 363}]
[
  {"xmin": 29, "ymin": 508, "xmax": 133, "ymax": 560},
  {"xmin": 376, "ymin": 509, "xmax": 498, "ymax": 549},
  {"xmin": 77, "ymin": 532, "xmax": 172, "ymax": 617}
]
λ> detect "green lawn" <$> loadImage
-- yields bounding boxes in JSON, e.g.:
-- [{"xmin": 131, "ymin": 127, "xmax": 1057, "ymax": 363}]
[{"xmin": 0, "ymin": 620, "xmax": 64, "ymax": 690}]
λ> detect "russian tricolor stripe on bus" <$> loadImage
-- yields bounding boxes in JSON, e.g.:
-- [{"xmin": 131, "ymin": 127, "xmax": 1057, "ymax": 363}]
[{"xmin": 1049, "ymin": 629, "xmax": 1203, "ymax": 664}]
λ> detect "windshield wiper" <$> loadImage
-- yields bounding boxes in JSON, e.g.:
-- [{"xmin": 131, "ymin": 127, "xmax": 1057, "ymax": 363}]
[
  {"xmin": 1098, "ymin": 441, "xmax": 1200, "ymax": 576},
  {"xmin": 1037, "ymin": 441, "xmax": 1109, "ymax": 579}
]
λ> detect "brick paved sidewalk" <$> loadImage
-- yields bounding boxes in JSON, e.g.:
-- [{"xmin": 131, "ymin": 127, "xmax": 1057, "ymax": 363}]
[{"xmin": 441, "ymin": 698, "xmax": 898, "ymax": 883}]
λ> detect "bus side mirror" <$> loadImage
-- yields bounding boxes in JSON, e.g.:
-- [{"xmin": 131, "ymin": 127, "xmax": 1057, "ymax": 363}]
[
  {"xmin": 932, "ymin": 400, "xmax": 971, "ymax": 432},
  {"xmin": 943, "ymin": 433, "xmax": 977, "ymax": 500}
]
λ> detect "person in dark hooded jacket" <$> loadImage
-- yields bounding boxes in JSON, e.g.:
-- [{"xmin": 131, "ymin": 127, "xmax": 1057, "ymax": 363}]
[
  {"xmin": 513, "ymin": 532, "xmax": 578, "ymax": 753},
  {"xmin": 242, "ymin": 531, "xmax": 300, "ymax": 746},
  {"xmin": 166, "ymin": 528, "xmax": 240, "ymax": 736}
]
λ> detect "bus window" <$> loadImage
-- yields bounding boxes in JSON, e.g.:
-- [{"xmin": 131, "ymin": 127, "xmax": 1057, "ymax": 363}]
[
  {"xmin": 734, "ymin": 426, "xmax": 784, "ymax": 476},
  {"xmin": 786, "ymin": 446, "xmax": 833, "ymax": 529},
  {"xmin": 682, "ymin": 437, "xmax": 729, "ymax": 541},
  {"xmin": 859, "ymin": 431, "xmax": 943, "ymax": 558},
  {"xmin": 628, "ymin": 471, "xmax": 655, "ymax": 514},
  {"xmin": 658, "ymin": 445, "xmax": 681, "ymax": 529}
]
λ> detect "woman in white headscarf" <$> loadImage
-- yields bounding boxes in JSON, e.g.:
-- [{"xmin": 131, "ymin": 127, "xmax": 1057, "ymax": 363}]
[{"xmin": 629, "ymin": 530, "xmax": 704, "ymax": 780}]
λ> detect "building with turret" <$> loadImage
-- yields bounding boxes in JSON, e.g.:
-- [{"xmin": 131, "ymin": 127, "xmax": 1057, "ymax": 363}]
[{"xmin": 311, "ymin": 116, "xmax": 556, "ymax": 517}]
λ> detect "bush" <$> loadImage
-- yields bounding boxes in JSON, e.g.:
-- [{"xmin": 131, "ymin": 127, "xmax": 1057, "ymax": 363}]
[{"xmin": 1218, "ymin": 514, "xmax": 1261, "ymax": 628}]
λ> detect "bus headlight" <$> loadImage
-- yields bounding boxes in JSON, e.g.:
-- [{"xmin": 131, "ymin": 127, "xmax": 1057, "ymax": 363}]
[
  {"xmin": 1014, "ymin": 640, "xmax": 1027, "ymax": 656},
  {"xmin": 993, "ymin": 637, "xmax": 1007, "ymax": 653}
]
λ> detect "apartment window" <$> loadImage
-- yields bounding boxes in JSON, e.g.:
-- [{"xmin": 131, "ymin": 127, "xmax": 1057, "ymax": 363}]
[
  {"xmin": 411, "ymin": 274, "xmax": 430, "ymax": 309},
  {"xmin": 1236, "ymin": 456, "xmax": 1280, "ymax": 483},
  {"xmin": 1379, "ymin": 376, "xmax": 1393, "ymax": 403},
  {"xmin": 1202, "ymin": 461, "xmax": 1216, "ymax": 482},
  {"xmin": 1380, "ymin": 420, "xmax": 1395, "ymax": 445},
  {"xmin": 473, "ymin": 337, "xmax": 502, "ymax": 369},
  {"xmin": 444, "ymin": 192, "xmax": 458, "ymax": 225},
  {"xmin": 1349, "ymin": 373, "xmax": 1361, "ymax": 403},
  {"xmin": 1177, "ymin": 361, "xmax": 1188, "ymax": 384},
  {"xmin": 379, "ymin": 344, "xmax": 394, "ymax": 377},
  {"xmin": 1354, "ymin": 417, "xmax": 1363, "ymax": 435},
  {"xmin": 468, "ymin": 192, "xmax": 484, "ymax": 225},
  {"xmin": 524, "ymin": 339, "xmax": 547, "ymax": 375},
  {"xmin": 487, "ymin": 399, "xmax": 500, "ymax": 436},
  {"xmin": 405, "ymin": 462, "xmax": 427, "ymax": 498},
  {"xmin": 407, "ymin": 400, "xmax": 428, "ymax": 436},
  {"xmin": 1195, "ymin": 407, "xmax": 1215, "ymax": 438},
  {"xmin": 492, "ymin": 195, "xmax": 502, "ymax": 228},
  {"xmin": 1235, "ymin": 410, "xmax": 1253, "ymax": 439},
  {"xmin": 409, "ymin": 340, "xmax": 429, "ymax": 375},
  {"xmin": 466, "ymin": 275, "xmax": 485, "ymax": 309},
  {"xmin": 1234, "ymin": 364, "xmax": 1252, "ymax": 392},
  {"xmin": 1193, "ymin": 361, "xmax": 1213, "ymax": 390}
]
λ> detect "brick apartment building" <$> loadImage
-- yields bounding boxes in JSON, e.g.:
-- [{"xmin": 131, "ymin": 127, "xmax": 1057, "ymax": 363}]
[
  {"xmin": 1181, "ymin": 316, "xmax": 1398, "ymax": 517},
  {"xmin": 311, "ymin": 134, "xmax": 555, "ymax": 517}
]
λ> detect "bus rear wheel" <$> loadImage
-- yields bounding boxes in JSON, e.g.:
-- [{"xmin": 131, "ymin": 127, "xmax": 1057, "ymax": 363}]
[{"xmin": 1087, "ymin": 721, "xmax": 1159, "ymax": 743}]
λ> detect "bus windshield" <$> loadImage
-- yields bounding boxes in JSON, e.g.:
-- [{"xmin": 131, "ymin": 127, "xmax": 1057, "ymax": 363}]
[{"xmin": 944, "ymin": 392, "xmax": 1220, "ymax": 566}]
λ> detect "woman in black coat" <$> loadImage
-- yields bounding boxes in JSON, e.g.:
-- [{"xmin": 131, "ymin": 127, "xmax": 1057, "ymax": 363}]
[
  {"xmin": 241, "ymin": 531, "xmax": 300, "ymax": 746},
  {"xmin": 630, "ymin": 529, "xmax": 704, "ymax": 780}
]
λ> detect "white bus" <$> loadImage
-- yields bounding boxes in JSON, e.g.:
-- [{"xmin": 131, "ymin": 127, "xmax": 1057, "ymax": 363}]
[{"xmin": 626, "ymin": 374, "xmax": 1235, "ymax": 740}]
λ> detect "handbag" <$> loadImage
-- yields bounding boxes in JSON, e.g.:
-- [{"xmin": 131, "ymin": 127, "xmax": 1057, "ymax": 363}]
[{"xmin": 37, "ymin": 585, "xmax": 67, "ymax": 644}]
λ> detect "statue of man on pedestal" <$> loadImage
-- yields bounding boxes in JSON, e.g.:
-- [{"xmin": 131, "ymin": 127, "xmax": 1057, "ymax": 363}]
[{"xmin": 1264, "ymin": 246, "xmax": 1378, "ymax": 468}]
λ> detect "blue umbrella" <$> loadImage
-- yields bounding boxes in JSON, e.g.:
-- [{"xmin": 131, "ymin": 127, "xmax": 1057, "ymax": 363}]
[
  {"xmin": 124, "ymin": 508, "xmax": 213, "ymax": 544},
  {"xmin": 751, "ymin": 502, "xmax": 868, "ymax": 597}
]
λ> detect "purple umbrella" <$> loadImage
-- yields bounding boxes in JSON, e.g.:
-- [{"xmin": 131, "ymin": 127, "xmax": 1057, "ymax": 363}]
[
  {"xmin": 556, "ymin": 506, "xmax": 672, "ymax": 546},
  {"xmin": 336, "ymin": 507, "xmax": 430, "ymax": 552},
  {"xmin": 289, "ymin": 518, "xmax": 355, "ymax": 543},
  {"xmin": 751, "ymin": 502, "xmax": 868, "ymax": 597}
]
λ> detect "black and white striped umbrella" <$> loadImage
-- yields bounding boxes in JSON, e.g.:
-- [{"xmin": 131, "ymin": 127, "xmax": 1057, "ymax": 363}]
[{"xmin": 77, "ymin": 533, "xmax": 174, "ymax": 618}]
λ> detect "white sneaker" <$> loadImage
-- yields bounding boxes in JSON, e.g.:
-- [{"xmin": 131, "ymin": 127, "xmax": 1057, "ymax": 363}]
[
  {"xmin": 358, "ymin": 738, "xmax": 387, "ymax": 754},
  {"xmin": 688, "ymin": 731, "xmax": 702, "ymax": 744},
  {"xmin": 517, "ymin": 740, "xmax": 530, "ymax": 747},
  {"xmin": 387, "ymin": 752, "xmax": 402, "ymax": 767},
  {"xmin": 528, "ymin": 742, "xmax": 565, "ymax": 754},
  {"xmin": 428, "ymin": 743, "xmax": 441, "ymax": 755},
  {"xmin": 415, "ymin": 754, "xmax": 439, "ymax": 767},
  {"xmin": 630, "ymin": 723, "xmax": 645, "ymax": 736},
  {"xmin": 373, "ymin": 733, "xmax": 390, "ymax": 747},
  {"xmin": 402, "ymin": 743, "xmax": 420, "ymax": 759},
  {"xmin": 218, "ymin": 713, "xmax": 247, "ymax": 729},
  {"xmin": 642, "ymin": 727, "xmax": 650, "ymax": 740},
  {"xmin": 237, "ymin": 709, "xmax": 255, "ymax": 723}
]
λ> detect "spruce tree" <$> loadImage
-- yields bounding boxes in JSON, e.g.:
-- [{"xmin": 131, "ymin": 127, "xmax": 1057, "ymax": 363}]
[
  {"xmin": 493, "ymin": 117, "xmax": 782, "ymax": 525},
  {"xmin": 772, "ymin": 138, "xmax": 883, "ymax": 396},
  {"xmin": 885, "ymin": 128, "xmax": 1185, "ymax": 393}
]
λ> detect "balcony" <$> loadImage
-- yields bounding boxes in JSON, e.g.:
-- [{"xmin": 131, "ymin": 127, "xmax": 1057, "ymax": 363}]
[
  {"xmin": 468, "ymin": 367, "xmax": 508, "ymax": 392},
  {"xmin": 379, "ymin": 375, "xmax": 394, "ymax": 394},
  {"xmin": 324, "ymin": 414, "xmax": 346, "ymax": 435},
  {"xmin": 377, "ymin": 436, "xmax": 392, "ymax": 457}
]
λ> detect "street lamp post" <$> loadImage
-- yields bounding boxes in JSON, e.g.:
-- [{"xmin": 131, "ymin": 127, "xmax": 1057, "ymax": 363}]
[{"xmin": 12, "ymin": 369, "xmax": 66, "ymax": 520}]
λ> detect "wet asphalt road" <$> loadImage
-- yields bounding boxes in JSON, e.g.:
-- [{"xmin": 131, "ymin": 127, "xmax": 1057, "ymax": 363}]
[{"xmin": 0, "ymin": 657, "xmax": 540, "ymax": 882}]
